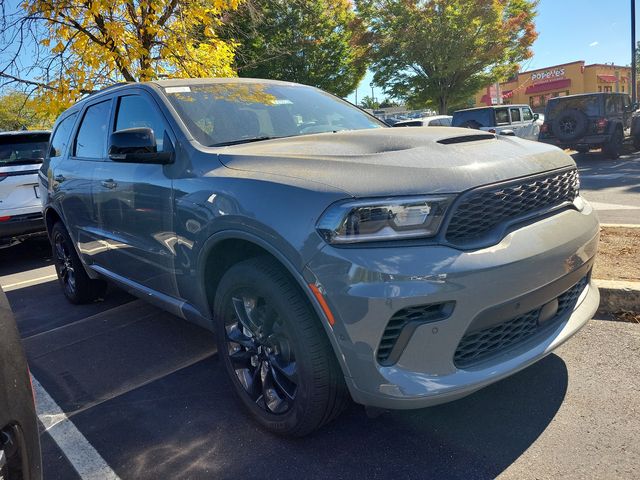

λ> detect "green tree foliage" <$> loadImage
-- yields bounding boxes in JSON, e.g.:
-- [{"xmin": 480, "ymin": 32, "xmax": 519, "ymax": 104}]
[
  {"xmin": 221, "ymin": 0, "xmax": 370, "ymax": 97},
  {"xmin": 359, "ymin": 95, "xmax": 379, "ymax": 109},
  {"xmin": 359, "ymin": 0, "xmax": 538, "ymax": 113},
  {"xmin": 0, "ymin": 92, "xmax": 53, "ymax": 131}
]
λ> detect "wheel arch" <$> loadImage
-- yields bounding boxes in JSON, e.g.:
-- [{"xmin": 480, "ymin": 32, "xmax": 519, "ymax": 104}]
[{"xmin": 197, "ymin": 230, "xmax": 353, "ymax": 378}]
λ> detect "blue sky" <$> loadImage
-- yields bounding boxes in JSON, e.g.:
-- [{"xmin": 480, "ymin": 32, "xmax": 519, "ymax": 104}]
[{"xmin": 347, "ymin": 0, "xmax": 638, "ymax": 104}]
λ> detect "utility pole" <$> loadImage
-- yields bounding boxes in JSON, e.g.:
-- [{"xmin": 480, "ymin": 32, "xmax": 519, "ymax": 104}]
[
  {"xmin": 370, "ymin": 82, "xmax": 375, "ymax": 105},
  {"xmin": 633, "ymin": 0, "xmax": 637, "ymax": 104}
]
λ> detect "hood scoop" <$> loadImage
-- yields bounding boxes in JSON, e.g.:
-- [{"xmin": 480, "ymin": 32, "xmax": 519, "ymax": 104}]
[{"xmin": 437, "ymin": 134, "xmax": 496, "ymax": 145}]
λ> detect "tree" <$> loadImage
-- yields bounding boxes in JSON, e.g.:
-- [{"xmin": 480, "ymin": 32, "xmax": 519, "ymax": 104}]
[
  {"xmin": 0, "ymin": 92, "xmax": 53, "ymax": 130},
  {"xmin": 359, "ymin": 95, "xmax": 379, "ymax": 109},
  {"xmin": 1, "ymin": 0, "xmax": 242, "ymax": 116},
  {"xmin": 359, "ymin": 0, "xmax": 538, "ymax": 113},
  {"xmin": 220, "ymin": 0, "xmax": 370, "ymax": 98}
]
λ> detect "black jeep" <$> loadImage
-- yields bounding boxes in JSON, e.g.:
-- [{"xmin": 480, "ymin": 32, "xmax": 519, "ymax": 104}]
[{"xmin": 538, "ymin": 92, "xmax": 638, "ymax": 158}]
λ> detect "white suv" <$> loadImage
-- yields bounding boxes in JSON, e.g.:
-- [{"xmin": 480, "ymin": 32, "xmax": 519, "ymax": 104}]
[
  {"xmin": 0, "ymin": 131, "xmax": 49, "ymax": 246},
  {"xmin": 452, "ymin": 105, "xmax": 541, "ymax": 141}
]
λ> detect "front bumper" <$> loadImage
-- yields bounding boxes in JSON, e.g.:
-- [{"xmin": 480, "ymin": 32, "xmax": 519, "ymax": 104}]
[{"xmin": 305, "ymin": 204, "xmax": 600, "ymax": 409}]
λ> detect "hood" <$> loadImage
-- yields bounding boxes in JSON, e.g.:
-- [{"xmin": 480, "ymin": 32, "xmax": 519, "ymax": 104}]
[{"xmin": 216, "ymin": 127, "xmax": 575, "ymax": 197}]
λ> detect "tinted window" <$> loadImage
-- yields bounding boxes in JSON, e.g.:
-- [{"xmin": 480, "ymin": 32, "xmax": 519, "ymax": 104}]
[
  {"xmin": 115, "ymin": 95, "xmax": 168, "ymax": 151},
  {"xmin": 164, "ymin": 83, "xmax": 383, "ymax": 147},
  {"xmin": 509, "ymin": 108, "xmax": 521, "ymax": 122},
  {"xmin": 495, "ymin": 108, "xmax": 509, "ymax": 125},
  {"xmin": 604, "ymin": 96, "xmax": 623, "ymax": 115},
  {"xmin": 522, "ymin": 108, "xmax": 533, "ymax": 121},
  {"xmin": 50, "ymin": 114, "xmax": 78, "ymax": 159},
  {"xmin": 451, "ymin": 109, "xmax": 494, "ymax": 127},
  {"xmin": 0, "ymin": 133, "xmax": 49, "ymax": 166},
  {"xmin": 439, "ymin": 117, "xmax": 452, "ymax": 126},
  {"xmin": 546, "ymin": 96, "xmax": 601, "ymax": 118},
  {"xmin": 75, "ymin": 100, "xmax": 111, "ymax": 158}
]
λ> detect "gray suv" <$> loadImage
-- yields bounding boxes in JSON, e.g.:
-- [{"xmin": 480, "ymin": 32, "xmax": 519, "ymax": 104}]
[{"xmin": 41, "ymin": 79, "xmax": 600, "ymax": 436}]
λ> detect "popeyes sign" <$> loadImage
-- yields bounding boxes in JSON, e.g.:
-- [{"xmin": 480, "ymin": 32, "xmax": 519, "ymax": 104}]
[{"xmin": 531, "ymin": 68, "xmax": 566, "ymax": 83}]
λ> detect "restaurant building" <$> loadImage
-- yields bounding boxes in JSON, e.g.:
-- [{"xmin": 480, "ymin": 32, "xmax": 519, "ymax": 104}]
[{"xmin": 475, "ymin": 60, "xmax": 634, "ymax": 112}]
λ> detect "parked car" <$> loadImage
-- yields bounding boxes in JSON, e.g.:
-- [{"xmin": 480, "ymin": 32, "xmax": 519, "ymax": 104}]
[
  {"xmin": 538, "ymin": 92, "xmax": 636, "ymax": 158},
  {"xmin": 0, "ymin": 287, "xmax": 42, "ymax": 480},
  {"xmin": 452, "ymin": 105, "xmax": 540, "ymax": 141},
  {"xmin": 41, "ymin": 79, "xmax": 599, "ymax": 436},
  {"xmin": 392, "ymin": 115, "xmax": 453, "ymax": 127},
  {"xmin": 0, "ymin": 131, "xmax": 49, "ymax": 247}
]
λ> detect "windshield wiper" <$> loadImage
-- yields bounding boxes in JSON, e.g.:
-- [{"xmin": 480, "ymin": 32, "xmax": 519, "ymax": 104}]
[{"xmin": 210, "ymin": 136, "xmax": 284, "ymax": 147}]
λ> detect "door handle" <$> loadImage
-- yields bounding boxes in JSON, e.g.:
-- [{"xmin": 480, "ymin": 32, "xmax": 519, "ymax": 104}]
[
  {"xmin": 101, "ymin": 179, "xmax": 118, "ymax": 189},
  {"xmin": 54, "ymin": 174, "xmax": 65, "ymax": 182}
]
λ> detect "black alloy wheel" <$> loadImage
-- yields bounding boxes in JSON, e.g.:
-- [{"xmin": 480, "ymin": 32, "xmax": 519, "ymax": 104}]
[
  {"xmin": 214, "ymin": 256, "xmax": 349, "ymax": 436},
  {"xmin": 53, "ymin": 230, "xmax": 77, "ymax": 298},
  {"xmin": 225, "ymin": 291, "xmax": 298, "ymax": 414},
  {"xmin": 51, "ymin": 222, "xmax": 106, "ymax": 304}
]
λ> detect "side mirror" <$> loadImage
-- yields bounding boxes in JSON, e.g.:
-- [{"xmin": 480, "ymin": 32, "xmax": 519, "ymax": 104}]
[
  {"xmin": 108, "ymin": 128, "xmax": 172, "ymax": 164},
  {"xmin": 533, "ymin": 113, "xmax": 539, "ymax": 121}
]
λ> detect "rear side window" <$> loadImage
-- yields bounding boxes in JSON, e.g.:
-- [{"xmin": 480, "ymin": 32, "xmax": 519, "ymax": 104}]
[
  {"xmin": 114, "ymin": 95, "xmax": 168, "ymax": 151},
  {"xmin": 605, "ymin": 96, "xmax": 623, "ymax": 115},
  {"xmin": 49, "ymin": 114, "xmax": 78, "ymax": 160},
  {"xmin": 495, "ymin": 108, "xmax": 509, "ymax": 125},
  {"xmin": 509, "ymin": 108, "xmax": 521, "ymax": 122},
  {"xmin": 75, "ymin": 100, "xmax": 111, "ymax": 159},
  {"xmin": 0, "ymin": 133, "xmax": 50, "ymax": 166},
  {"xmin": 452, "ymin": 109, "xmax": 494, "ymax": 128}
]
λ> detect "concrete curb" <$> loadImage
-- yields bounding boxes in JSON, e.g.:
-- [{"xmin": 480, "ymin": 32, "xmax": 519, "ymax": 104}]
[
  {"xmin": 600, "ymin": 223, "xmax": 640, "ymax": 228},
  {"xmin": 594, "ymin": 279, "xmax": 640, "ymax": 313}
]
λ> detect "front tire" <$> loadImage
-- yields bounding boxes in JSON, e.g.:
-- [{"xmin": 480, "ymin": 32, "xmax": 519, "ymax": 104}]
[
  {"xmin": 51, "ymin": 222, "xmax": 106, "ymax": 304},
  {"xmin": 213, "ymin": 256, "xmax": 349, "ymax": 436}
]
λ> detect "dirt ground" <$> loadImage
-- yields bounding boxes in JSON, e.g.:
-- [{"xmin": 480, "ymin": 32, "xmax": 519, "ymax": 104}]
[{"xmin": 593, "ymin": 227, "xmax": 640, "ymax": 282}]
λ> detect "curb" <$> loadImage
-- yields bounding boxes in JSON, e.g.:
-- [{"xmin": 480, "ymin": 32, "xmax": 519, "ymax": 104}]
[
  {"xmin": 600, "ymin": 223, "xmax": 640, "ymax": 229},
  {"xmin": 594, "ymin": 279, "xmax": 640, "ymax": 314}
]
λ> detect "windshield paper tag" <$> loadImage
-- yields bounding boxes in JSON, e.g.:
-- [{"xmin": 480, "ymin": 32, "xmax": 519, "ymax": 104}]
[{"xmin": 165, "ymin": 86, "xmax": 191, "ymax": 93}]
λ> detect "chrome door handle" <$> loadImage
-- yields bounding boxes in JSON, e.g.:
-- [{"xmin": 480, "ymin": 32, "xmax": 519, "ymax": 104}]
[{"xmin": 101, "ymin": 179, "xmax": 118, "ymax": 189}]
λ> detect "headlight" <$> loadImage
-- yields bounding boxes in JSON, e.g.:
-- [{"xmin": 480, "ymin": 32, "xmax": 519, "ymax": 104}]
[{"xmin": 316, "ymin": 196, "xmax": 454, "ymax": 244}]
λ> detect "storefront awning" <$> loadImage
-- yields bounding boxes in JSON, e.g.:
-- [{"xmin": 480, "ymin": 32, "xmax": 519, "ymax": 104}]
[
  {"xmin": 525, "ymin": 79, "xmax": 571, "ymax": 94},
  {"xmin": 597, "ymin": 74, "xmax": 618, "ymax": 83}
]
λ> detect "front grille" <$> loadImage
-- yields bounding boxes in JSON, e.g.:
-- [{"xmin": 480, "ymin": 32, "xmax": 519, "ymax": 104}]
[
  {"xmin": 377, "ymin": 303, "xmax": 451, "ymax": 365},
  {"xmin": 454, "ymin": 276, "xmax": 588, "ymax": 368},
  {"xmin": 445, "ymin": 169, "xmax": 579, "ymax": 243}
]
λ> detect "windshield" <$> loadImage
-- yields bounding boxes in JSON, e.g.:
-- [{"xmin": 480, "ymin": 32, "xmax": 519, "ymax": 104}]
[
  {"xmin": 0, "ymin": 133, "xmax": 50, "ymax": 166},
  {"xmin": 163, "ymin": 82, "xmax": 384, "ymax": 147},
  {"xmin": 546, "ymin": 96, "xmax": 601, "ymax": 118}
]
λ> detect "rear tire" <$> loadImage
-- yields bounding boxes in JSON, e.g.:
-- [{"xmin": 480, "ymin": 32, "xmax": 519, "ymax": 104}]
[
  {"xmin": 51, "ymin": 222, "xmax": 106, "ymax": 304},
  {"xmin": 213, "ymin": 256, "xmax": 349, "ymax": 436},
  {"xmin": 602, "ymin": 128, "xmax": 623, "ymax": 159}
]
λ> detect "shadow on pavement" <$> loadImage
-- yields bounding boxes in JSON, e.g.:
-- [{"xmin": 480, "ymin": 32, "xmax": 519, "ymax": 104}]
[
  {"xmin": 6, "ymin": 280, "xmax": 134, "ymax": 338},
  {"xmin": 25, "ymin": 294, "xmax": 568, "ymax": 480},
  {"xmin": 0, "ymin": 237, "xmax": 53, "ymax": 277}
]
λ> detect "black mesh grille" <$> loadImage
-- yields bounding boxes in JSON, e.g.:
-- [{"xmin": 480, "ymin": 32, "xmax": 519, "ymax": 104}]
[
  {"xmin": 454, "ymin": 276, "xmax": 588, "ymax": 368},
  {"xmin": 445, "ymin": 169, "xmax": 579, "ymax": 243},
  {"xmin": 377, "ymin": 304, "xmax": 446, "ymax": 364}
]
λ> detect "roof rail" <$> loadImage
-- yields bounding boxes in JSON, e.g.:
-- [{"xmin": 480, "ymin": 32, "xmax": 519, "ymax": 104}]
[{"xmin": 86, "ymin": 82, "xmax": 134, "ymax": 97}]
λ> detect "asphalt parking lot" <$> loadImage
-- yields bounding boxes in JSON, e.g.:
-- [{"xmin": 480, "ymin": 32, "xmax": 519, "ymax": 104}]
[
  {"xmin": 1, "ymin": 236, "xmax": 639, "ymax": 480},
  {"xmin": 574, "ymin": 149, "xmax": 640, "ymax": 224}
]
